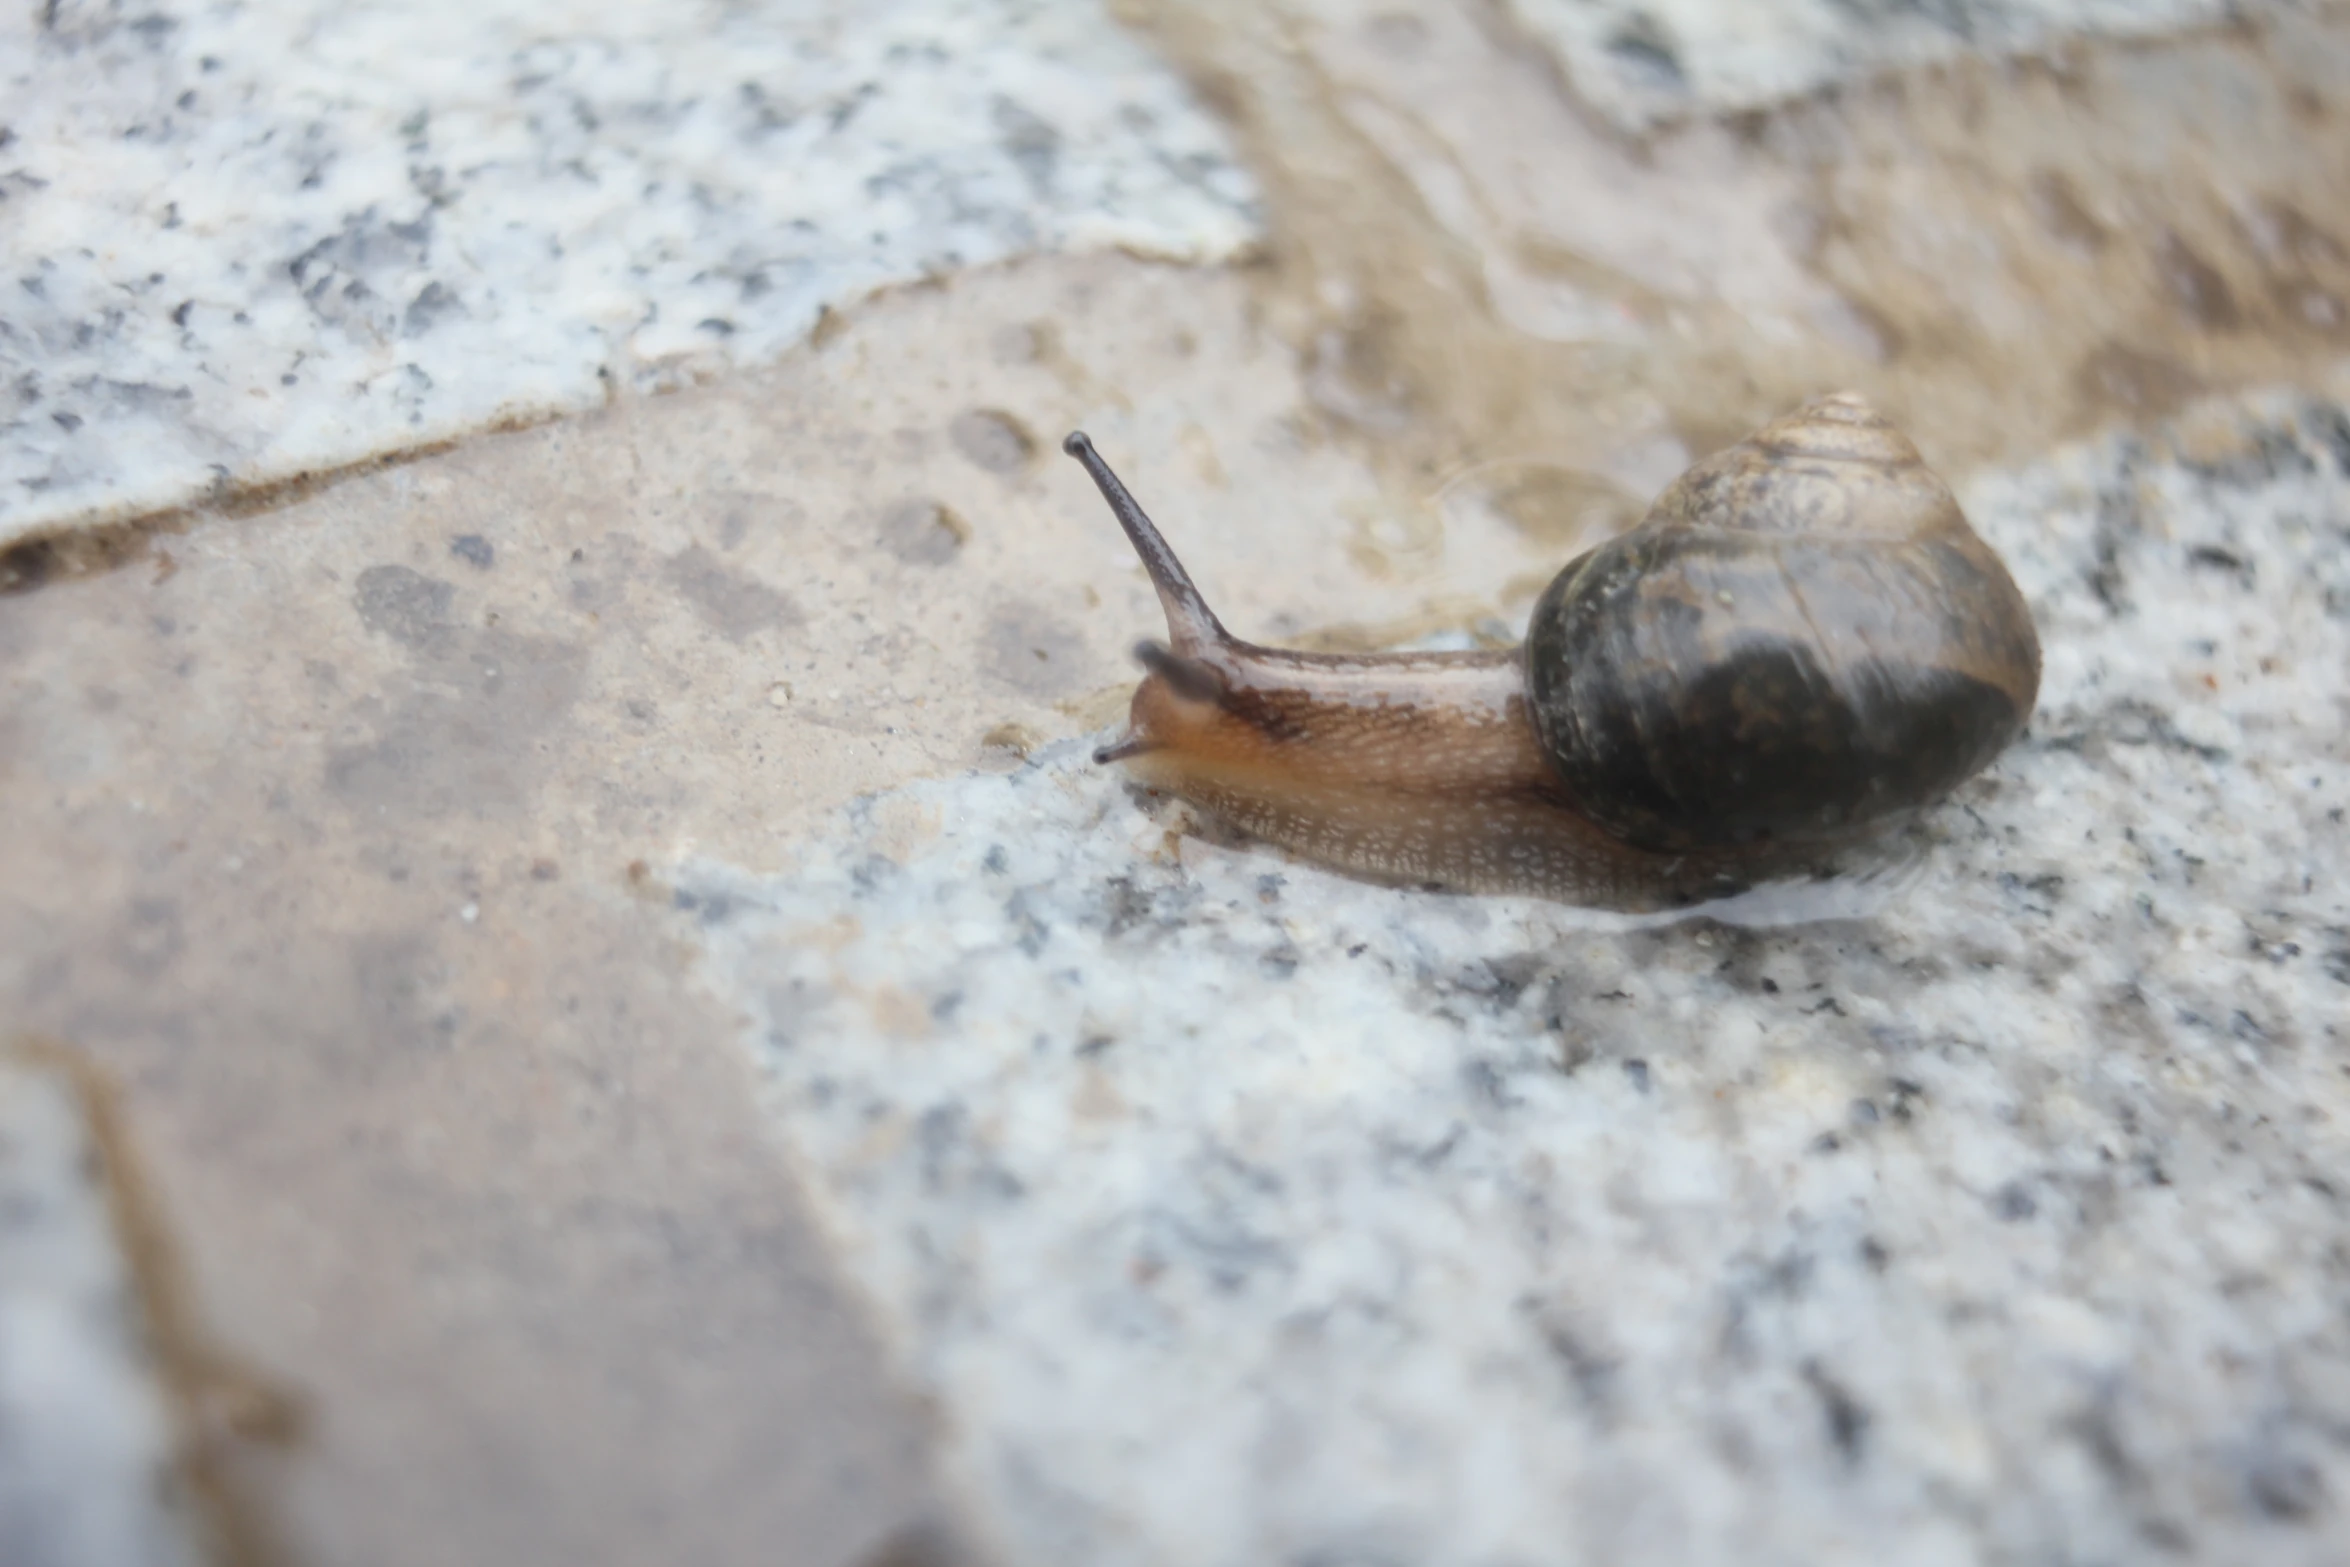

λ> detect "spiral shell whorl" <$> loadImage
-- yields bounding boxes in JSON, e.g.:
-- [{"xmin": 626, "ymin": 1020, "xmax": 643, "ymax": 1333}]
[{"xmin": 1648, "ymin": 391, "xmax": 1965, "ymax": 543}]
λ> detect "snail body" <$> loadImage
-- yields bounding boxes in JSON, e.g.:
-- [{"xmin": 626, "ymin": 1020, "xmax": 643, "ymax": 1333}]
[{"xmin": 1065, "ymin": 395, "xmax": 2040, "ymax": 912}]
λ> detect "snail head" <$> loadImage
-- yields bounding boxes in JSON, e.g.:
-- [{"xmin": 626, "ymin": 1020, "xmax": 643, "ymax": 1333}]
[{"xmin": 1063, "ymin": 431, "xmax": 1243, "ymax": 767}]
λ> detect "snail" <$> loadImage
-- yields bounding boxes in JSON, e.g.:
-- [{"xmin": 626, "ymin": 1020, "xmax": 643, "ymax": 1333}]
[{"xmin": 1063, "ymin": 394, "xmax": 2041, "ymax": 912}]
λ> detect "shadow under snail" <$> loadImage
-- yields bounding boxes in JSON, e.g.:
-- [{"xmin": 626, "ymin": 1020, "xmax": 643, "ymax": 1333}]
[{"xmin": 1061, "ymin": 394, "xmax": 2041, "ymax": 913}]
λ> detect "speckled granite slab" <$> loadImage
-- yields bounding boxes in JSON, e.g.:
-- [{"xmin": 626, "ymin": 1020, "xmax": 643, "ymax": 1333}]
[
  {"xmin": 681, "ymin": 392, "xmax": 2350, "ymax": 1566},
  {"xmin": 0, "ymin": 1051, "xmax": 201, "ymax": 1567},
  {"xmin": 1500, "ymin": 0, "xmax": 2250, "ymax": 131},
  {"xmin": 0, "ymin": 0, "xmax": 1257, "ymax": 545}
]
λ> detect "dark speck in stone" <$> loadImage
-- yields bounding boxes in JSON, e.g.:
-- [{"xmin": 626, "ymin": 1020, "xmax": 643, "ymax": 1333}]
[
  {"xmin": 992, "ymin": 96, "xmax": 1062, "ymax": 192},
  {"xmin": 2247, "ymin": 1453, "xmax": 2329, "ymax": 1521},
  {"xmin": 1803, "ymin": 1361, "xmax": 1870, "ymax": 1466},
  {"xmin": 916, "ymin": 1103, "xmax": 965, "ymax": 1190},
  {"xmin": 2093, "ymin": 698, "xmax": 2231, "ymax": 761},
  {"xmin": 1553, "ymin": 1032, "xmax": 1596, "ymax": 1076},
  {"xmin": 449, "ymin": 534, "xmax": 494, "ymax": 570},
  {"xmin": 2067, "ymin": 1398, "xmax": 2141, "ymax": 1488},
  {"xmin": 1760, "ymin": 977, "xmax": 1780, "ymax": 993},
  {"xmin": 982, "ymin": 845, "xmax": 1009, "ymax": 875},
  {"xmin": 827, "ymin": 85, "xmax": 876, "ymax": 134},
  {"xmin": 698, "ymin": 317, "xmax": 736, "ymax": 336},
  {"xmin": 1606, "ymin": 14, "xmax": 1687, "ymax": 88},
  {"xmin": 2307, "ymin": 403, "xmax": 2350, "ymax": 475},
  {"xmin": 1523, "ymin": 1303, "xmax": 1620, "ymax": 1424},
  {"xmin": 176, "ymin": 90, "xmax": 196, "ymax": 110},
  {"xmin": 674, "ymin": 889, "xmax": 736, "ymax": 927},
  {"xmin": 1888, "ymin": 1079, "xmax": 1926, "ymax": 1124},
  {"xmin": 1802, "ymin": 996, "xmax": 1845, "ymax": 1017},
  {"xmin": 1447, "ymin": 963, "xmax": 1541, "ymax": 1010},
  {"xmin": 2087, "ymin": 485, "xmax": 2138, "ymax": 614},
  {"xmin": 51, "ymin": 411, "xmax": 80, "ymax": 432},
  {"xmin": 1850, "ymin": 1098, "xmax": 1880, "ymax": 1125},
  {"xmin": 1006, "ymin": 889, "xmax": 1049, "ymax": 956},
  {"xmin": 1076, "ymin": 1033, "xmax": 1113, "ymax": 1058},
  {"xmin": 1099, "ymin": 876, "xmax": 1155, "ymax": 938},
  {"xmin": 1477, "ymin": 953, "xmax": 1546, "ymax": 1011},
  {"xmin": 1463, "ymin": 1058, "xmax": 1517, "ymax": 1109},
  {"xmin": 2188, "ymin": 543, "xmax": 2255, "ymax": 584},
  {"xmin": 1622, "ymin": 1058, "xmax": 1650, "ymax": 1093},
  {"xmin": 1811, "ymin": 1132, "xmax": 1842, "ymax": 1154},
  {"xmin": 1258, "ymin": 943, "xmax": 1300, "ymax": 979},
  {"xmin": 1764, "ymin": 1251, "xmax": 1814, "ymax": 1299},
  {"xmin": 280, "ymin": 373, "xmax": 296, "ymax": 386},
  {"xmin": 1993, "ymin": 1182, "xmax": 2038, "ymax": 1221},
  {"xmin": 402, "ymin": 280, "xmax": 460, "ymax": 337},
  {"xmin": 1347, "ymin": 943, "xmax": 1368, "ymax": 958},
  {"xmin": 1390, "ymin": 1123, "xmax": 1465, "ymax": 1169},
  {"xmin": 1998, "ymin": 871, "xmax": 2065, "ymax": 914},
  {"xmin": 1858, "ymin": 1236, "xmax": 1890, "ymax": 1271}
]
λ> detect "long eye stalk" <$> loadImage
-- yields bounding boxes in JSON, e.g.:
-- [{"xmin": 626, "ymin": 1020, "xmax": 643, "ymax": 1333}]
[{"xmin": 1062, "ymin": 431, "xmax": 1228, "ymax": 654}]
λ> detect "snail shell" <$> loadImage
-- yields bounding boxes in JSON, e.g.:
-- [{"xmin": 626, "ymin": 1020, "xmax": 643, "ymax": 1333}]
[
  {"xmin": 1063, "ymin": 394, "xmax": 2040, "ymax": 912},
  {"xmin": 1525, "ymin": 393, "xmax": 2041, "ymax": 854}
]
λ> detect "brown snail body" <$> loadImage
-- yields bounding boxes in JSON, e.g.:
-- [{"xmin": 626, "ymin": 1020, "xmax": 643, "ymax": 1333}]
[{"xmin": 1065, "ymin": 395, "xmax": 2041, "ymax": 912}]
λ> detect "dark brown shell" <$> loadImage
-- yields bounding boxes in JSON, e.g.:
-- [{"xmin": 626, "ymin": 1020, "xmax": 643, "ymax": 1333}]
[{"xmin": 1524, "ymin": 393, "xmax": 2042, "ymax": 854}]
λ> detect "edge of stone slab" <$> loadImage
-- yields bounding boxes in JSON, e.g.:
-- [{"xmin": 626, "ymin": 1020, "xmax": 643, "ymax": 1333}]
[
  {"xmin": 0, "ymin": 247, "xmax": 1257, "ymax": 596},
  {"xmin": 1494, "ymin": 0, "xmax": 2321, "ymax": 138},
  {"xmin": 1, "ymin": 1037, "xmax": 305, "ymax": 1567},
  {"xmin": 0, "ymin": 417, "xmax": 549, "ymax": 596}
]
